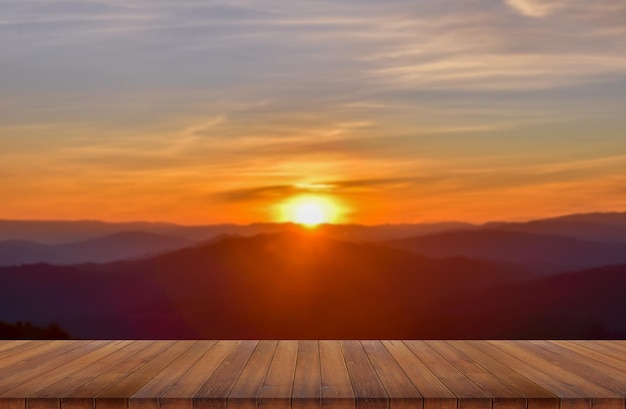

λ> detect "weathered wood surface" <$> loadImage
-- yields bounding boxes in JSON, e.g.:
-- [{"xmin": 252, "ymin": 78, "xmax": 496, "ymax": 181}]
[{"xmin": 0, "ymin": 341, "xmax": 624, "ymax": 409}]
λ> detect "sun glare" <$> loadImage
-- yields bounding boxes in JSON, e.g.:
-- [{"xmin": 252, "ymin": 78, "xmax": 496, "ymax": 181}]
[{"xmin": 280, "ymin": 196, "xmax": 341, "ymax": 227}]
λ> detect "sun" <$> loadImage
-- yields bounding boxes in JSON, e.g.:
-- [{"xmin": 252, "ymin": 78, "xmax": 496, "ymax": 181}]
[
  {"xmin": 279, "ymin": 195, "xmax": 341, "ymax": 227},
  {"xmin": 293, "ymin": 202, "xmax": 327, "ymax": 227}
]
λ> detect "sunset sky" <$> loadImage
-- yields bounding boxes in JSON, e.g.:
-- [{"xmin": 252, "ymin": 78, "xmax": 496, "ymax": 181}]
[{"xmin": 1, "ymin": 0, "xmax": 625, "ymax": 224}]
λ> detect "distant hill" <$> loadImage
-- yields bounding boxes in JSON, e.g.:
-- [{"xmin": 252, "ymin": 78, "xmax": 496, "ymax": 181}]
[
  {"xmin": 3, "ymin": 212, "xmax": 626, "ymax": 247},
  {"xmin": 0, "ymin": 220, "xmax": 236, "ymax": 244},
  {"xmin": 428, "ymin": 263, "xmax": 626, "ymax": 338},
  {"xmin": 0, "ymin": 219, "xmax": 476, "ymax": 245},
  {"xmin": 4, "ymin": 232, "xmax": 624, "ymax": 339},
  {"xmin": 0, "ymin": 231, "xmax": 192, "ymax": 266},
  {"xmin": 0, "ymin": 240, "xmax": 71, "ymax": 266},
  {"xmin": 386, "ymin": 229, "xmax": 626, "ymax": 273},
  {"xmin": 54, "ymin": 231, "xmax": 193, "ymax": 263},
  {"xmin": 0, "ymin": 232, "xmax": 535, "ymax": 339},
  {"xmin": 486, "ymin": 212, "xmax": 626, "ymax": 243}
]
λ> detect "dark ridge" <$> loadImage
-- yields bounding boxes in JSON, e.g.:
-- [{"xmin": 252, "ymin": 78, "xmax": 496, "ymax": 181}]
[{"xmin": 0, "ymin": 320, "xmax": 71, "ymax": 340}]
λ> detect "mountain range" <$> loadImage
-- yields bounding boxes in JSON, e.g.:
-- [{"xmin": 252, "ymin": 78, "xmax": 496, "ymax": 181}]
[
  {"xmin": 1, "ymin": 211, "xmax": 625, "ymax": 339},
  {"xmin": 0, "ymin": 231, "xmax": 192, "ymax": 266},
  {"xmin": 386, "ymin": 229, "xmax": 626, "ymax": 273},
  {"xmin": 3, "ymin": 212, "xmax": 626, "ymax": 273},
  {"xmin": 0, "ymin": 231, "xmax": 624, "ymax": 339}
]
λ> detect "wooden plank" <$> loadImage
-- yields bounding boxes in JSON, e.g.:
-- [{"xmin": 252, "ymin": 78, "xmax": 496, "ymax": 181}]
[
  {"xmin": 26, "ymin": 399, "xmax": 58, "ymax": 409},
  {"xmin": 0, "ymin": 341, "xmax": 33, "ymax": 359},
  {"xmin": 426, "ymin": 342, "xmax": 524, "ymax": 409},
  {"xmin": 521, "ymin": 399, "xmax": 560, "ymax": 409},
  {"xmin": 520, "ymin": 342, "xmax": 626, "ymax": 395},
  {"xmin": 0, "ymin": 342, "xmax": 103, "ymax": 396},
  {"xmin": 66, "ymin": 341, "xmax": 168, "ymax": 398},
  {"xmin": 94, "ymin": 398, "xmax": 126, "ymax": 409},
  {"xmin": 228, "ymin": 341, "xmax": 277, "ymax": 409},
  {"xmin": 98, "ymin": 341, "xmax": 195, "ymax": 398},
  {"xmin": 0, "ymin": 342, "xmax": 83, "ymax": 380},
  {"xmin": 340, "ymin": 340, "xmax": 388, "ymax": 409},
  {"xmin": 477, "ymin": 341, "xmax": 610, "ymax": 398},
  {"xmin": 0, "ymin": 342, "xmax": 58, "ymax": 372},
  {"xmin": 128, "ymin": 398, "xmax": 158, "ymax": 409},
  {"xmin": 161, "ymin": 341, "xmax": 237, "ymax": 400},
  {"xmin": 592, "ymin": 398, "xmax": 625, "ymax": 409},
  {"xmin": 36, "ymin": 342, "xmax": 142, "ymax": 398},
  {"xmin": 561, "ymin": 399, "xmax": 591, "ymax": 409},
  {"xmin": 60, "ymin": 399, "xmax": 93, "ymax": 409},
  {"xmin": 258, "ymin": 340, "xmax": 298, "ymax": 409},
  {"xmin": 293, "ymin": 341, "xmax": 322, "ymax": 409},
  {"xmin": 362, "ymin": 340, "xmax": 421, "ymax": 409},
  {"xmin": 469, "ymin": 340, "xmax": 577, "ymax": 400},
  {"xmin": 194, "ymin": 340, "xmax": 258, "ymax": 409},
  {"xmin": 447, "ymin": 341, "xmax": 556, "ymax": 409},
  {"xmin": 159, "ymin": 398, "xmax": 192, "ymax": 409},
  {"xmin": 403, "ymin": 341, "xmax": 490, "ymax": 405},
  {"xmin": 554, "ymin": 342, "xmax": 626, "ymax": 372},
  {"xmin": 131, "ymin": 341, "xmax": 214, "ymax": 398},
  {"xmin": 10, "ymin": 342, "xmax": 127, "ymax": 398},
  {"xmin": 586, "ymin": 342, "xmax": 626, "ymax": 354},
  {"xmin": 1, "ymin": 341, "xmax": 71, "ymax": 361},
  {"xmin": 0, "ymin": 340, "xmax": 624, "ymax": 409},
  {"xmin": 568, "ymin": 342, "xmax": 626, "ymax": 364},
  {"xmin": 457, "ymin": 399, "xmax": 492, "ymax": 409},
  {"xmin": 489, "ymin": 341, "xmax": 620, "ymax": 398},
  {"xmin": 446, "ymin": 341, "xmax": 554, "ymax": 398},
  {"xmin": 0, "ymin": 398, "xmax": 25, "ymax": 409},
  {"xmin": 320, "ymin": 340, "xmax": 354, "ymax": 409},
  {"xmin": 382, "ymin": 340, "xmax": 455, "ymax": 409}
]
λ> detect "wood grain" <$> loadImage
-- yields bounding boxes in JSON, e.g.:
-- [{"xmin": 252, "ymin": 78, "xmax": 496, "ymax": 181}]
[
  {"xmin": 293, "ymin": 341, "xmax": 322, "ymax": 409},
  {"xmin": 0, "ymin": 342, "xmax": 103, "ymax": 397},
  {"xmin": 66, "ymin": 341, "xmax": 167, "ymax": 398},
  {"xmin": 340, "ymin": 340, "xmax": 388, "ymax": 409},
  {"xmin": 162, "ymin": 341, "xmax": 237, "ymax": 400},
  {"xmin": 320, "ymin": 341, "xmax": 354, "ymax": 409},
  {"xmin": 471, "ymin": 341, "xmax": 593, "ymax": 398},
  {"xmin": 131, "ymin": 341, "xmax": 214, "ymax": 399},
  {"xmin": 228, "ymin": 340, "xmax": 277, "ymax": 409},
  {"xmin": 520, "ymin": 341, "xmax": 626, "ymax": 395},
  {"xmin": 258, "ymin": 340, "xmax": 298, "ymax": 409},
  {"xmin": 194, "ymin": 341, "xmax": 257, "ymax": 409},
  {"xmin": 487, "ymin": 341, "xmax": 619, "ymax": 398},
  {"xmin": 0, "ymin": 340, "xmax": 622, "ymax": 409},
  {"xmin": 361, "ymin": 340, "xmax": 421, "ymax": 409}
]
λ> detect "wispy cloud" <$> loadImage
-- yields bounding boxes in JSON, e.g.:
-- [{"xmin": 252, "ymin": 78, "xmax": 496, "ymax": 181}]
[
  {"xmin": 504, "ymin": 0, "xmax": 626, "ymax": 22},
  {"xmin": 1, "ymin": 0, "xmax": 625, "ymax": 222},
  {"xmin": 504, "ymin": 0, "xmax": 566, "ymax": 17},
  {"xmin": 215, "ymin": 177, "xmax": 420, "ymax": 203}
]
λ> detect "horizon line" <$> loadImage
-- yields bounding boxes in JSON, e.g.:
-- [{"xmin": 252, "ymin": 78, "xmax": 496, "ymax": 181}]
[{"xmin": 1, "ymin": 209, "xmax": 626, "ymax": 227}]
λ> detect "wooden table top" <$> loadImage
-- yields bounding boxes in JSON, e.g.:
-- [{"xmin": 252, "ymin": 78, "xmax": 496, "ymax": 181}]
[{"xmin": 0, "ymin": 341, "xmax": 624, "ymax": 409}]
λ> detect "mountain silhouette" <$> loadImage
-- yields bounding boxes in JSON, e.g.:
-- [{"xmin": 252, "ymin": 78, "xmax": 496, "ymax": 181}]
[
  {"xmin": 386, "ymin": 229, "xmax": 626, "ymax": 273},
  {"xmin": 0, "ymin": 231, "xmax": 192, "ymax": 266},
  {"xmin": 427, "ymin": 263, "xmax": 626, "ymax": 338},
  {"xmin": 0, "ymin": 232, "xmax": 536, "ymax": 339},
  {"xmin": 4, "ymin": 232, "xmax": 624, "ymax": 339},
  {"xmin": 0, "ymin": 219, "xmax": 476, "ymax": 245},
  {"xmin": 2, "ymin": 212, "xmax": 625, "ymax": 247},
  {"xmin": 486, "ymin": 211, "xmax": 626, "ymax": 243}
]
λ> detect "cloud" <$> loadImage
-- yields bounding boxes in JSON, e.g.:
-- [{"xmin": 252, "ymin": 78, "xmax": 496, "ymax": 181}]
[
  {"xmin": 215, "ymin": 178, "xmax": 422, "ymax": 203},
  {"xmin": 2, "ymin": 0, "xmax": 626, "ymax": 223},
  {"xmin": 370, "ymin": 53, "xmax": 626, "ymax": 91},
  {"xmin": 504, "ymin": 0, "xmax": 626, "ymax": 24},
  {"xmin": 504, "ymin": 0, "xmax": 566, "ymax": 17}
]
